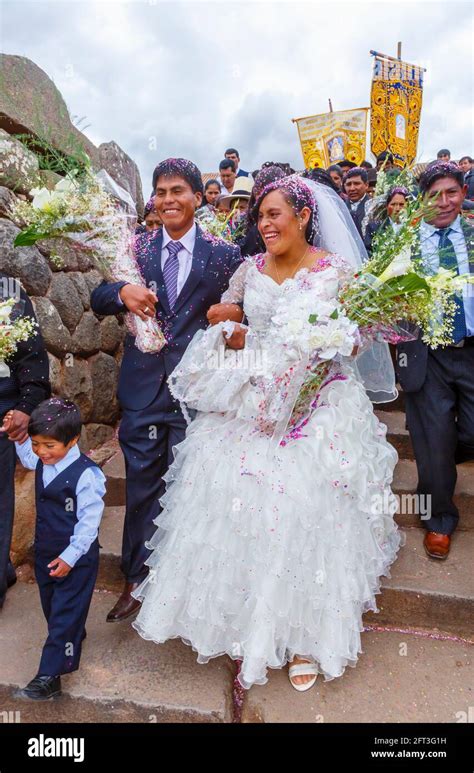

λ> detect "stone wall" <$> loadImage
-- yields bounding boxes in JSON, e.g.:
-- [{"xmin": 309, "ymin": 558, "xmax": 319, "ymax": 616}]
[
  {"xmin": 0, "ymin": 55, "xmax": 145, "ymax": 563},
  {"xmin": 0, "ymin": 211, "xmax": 124, "ymax": 449}
]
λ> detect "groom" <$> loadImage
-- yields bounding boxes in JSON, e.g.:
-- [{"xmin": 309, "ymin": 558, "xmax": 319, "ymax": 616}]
[{"xmin": 91, "ymin": 158, "xmax": 243, "ymax": 621}]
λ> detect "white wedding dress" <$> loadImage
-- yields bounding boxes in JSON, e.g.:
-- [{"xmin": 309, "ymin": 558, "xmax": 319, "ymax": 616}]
[{"xmin": 132, "ymin": 253, "xmax": 403, "ymax": 689}]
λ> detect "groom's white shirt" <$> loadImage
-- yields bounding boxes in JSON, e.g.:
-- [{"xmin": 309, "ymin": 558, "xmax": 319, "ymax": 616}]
[{"xmin": 161, "ymin": 223, "xmax": 196, "ymax": 295}]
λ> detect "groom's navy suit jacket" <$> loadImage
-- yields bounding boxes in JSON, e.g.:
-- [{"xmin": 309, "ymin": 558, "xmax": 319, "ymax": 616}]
[
  {"xmin": 91, "ymin": 225, "xmax": 242, "ymax": 410},
  {"xmin": 395, "ymin": 218, "xmax": 474, "ymax": 392}
]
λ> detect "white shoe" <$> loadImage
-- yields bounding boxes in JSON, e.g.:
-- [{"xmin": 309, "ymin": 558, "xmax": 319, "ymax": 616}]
[{"xmin": 288, "ymin": 661, "xmax": 318, "ymax": 692}]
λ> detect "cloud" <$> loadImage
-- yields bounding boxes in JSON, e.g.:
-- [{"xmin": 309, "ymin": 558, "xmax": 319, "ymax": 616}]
[{"xmin": 2, "ymin": 0, "xmax": 473, "ymax": 190}]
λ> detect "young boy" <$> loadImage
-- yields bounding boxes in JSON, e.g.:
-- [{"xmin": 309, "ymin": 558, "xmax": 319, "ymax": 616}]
[{"xmin": 2, "ymin": 398, "xmax": 106, "ymax": 700}]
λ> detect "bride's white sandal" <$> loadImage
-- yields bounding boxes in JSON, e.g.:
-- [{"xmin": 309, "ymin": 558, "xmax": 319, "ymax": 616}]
[{"xmin": 288, "ymin": 661, "xmax": 318, "ymax": 692}]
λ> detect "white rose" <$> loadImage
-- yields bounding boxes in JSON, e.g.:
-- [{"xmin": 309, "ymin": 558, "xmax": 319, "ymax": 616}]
[
  {"xmin": 317, "ymin": 317, "xmax": 358, "ymax": 359},
  {"xmin": 286, "ymin": 318, "xmax": 305, "ymax": 336},
  {"xmin": 311, "ymin": 300, "xmax": 338, "ymax": 320}
]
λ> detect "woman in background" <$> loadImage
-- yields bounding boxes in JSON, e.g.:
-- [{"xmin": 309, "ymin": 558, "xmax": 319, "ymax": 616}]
[{"xmin": 364, "ymin": 186, "xmax": 410, "ymax": 253}]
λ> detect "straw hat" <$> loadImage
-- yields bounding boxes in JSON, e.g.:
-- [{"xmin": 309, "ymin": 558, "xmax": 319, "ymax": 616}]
[{"xmin": 220, "ymin": 175, "xmax": 253, "ymax": 205}]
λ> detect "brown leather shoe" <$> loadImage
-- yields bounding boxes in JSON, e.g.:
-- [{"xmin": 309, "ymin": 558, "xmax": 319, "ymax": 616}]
[
  {"xmin": 106, "ymin": 582, "xmax": 142, "ymax": 622},
  {"xmin": 423, "ymin": 531, "xmax": 451, "ymax": 560}
]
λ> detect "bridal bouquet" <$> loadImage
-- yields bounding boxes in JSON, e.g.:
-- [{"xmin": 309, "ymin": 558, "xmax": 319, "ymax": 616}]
[
  {"xmin": 0, "ymin": 297, "xmax": 37, "ymax": 377},
  {"xmin": 11, "ymin": 169, "xmax": 166, "ymax": 353}
]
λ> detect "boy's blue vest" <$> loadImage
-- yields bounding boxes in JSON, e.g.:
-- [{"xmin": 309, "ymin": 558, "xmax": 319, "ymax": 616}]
[{"xmin": 34, "ymin": 454, "xmax": 100, "ymax": 557}]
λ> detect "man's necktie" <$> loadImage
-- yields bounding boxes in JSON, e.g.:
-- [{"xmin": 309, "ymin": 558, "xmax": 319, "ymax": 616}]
[
  {"xmin": 163, "ymin": 241, "xmax": 183, "ymax": 309},
  {"xmin": 436, "ymin": 227, "xmax": 467, "ymax": 344}
]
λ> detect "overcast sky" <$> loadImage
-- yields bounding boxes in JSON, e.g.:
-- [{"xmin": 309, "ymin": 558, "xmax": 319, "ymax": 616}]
[{"xmin": 2, "ymin": 0, "xmax": 473, "ymax": 191}]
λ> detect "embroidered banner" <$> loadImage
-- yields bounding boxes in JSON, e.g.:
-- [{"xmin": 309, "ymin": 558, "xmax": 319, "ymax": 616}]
[
  {"xmin": 293, "ymin": 108, "xmax": 368, "ymax": 169},
  {"xmin": 370, "ymin": 51, "xmax": 425, "ymax": 167}
]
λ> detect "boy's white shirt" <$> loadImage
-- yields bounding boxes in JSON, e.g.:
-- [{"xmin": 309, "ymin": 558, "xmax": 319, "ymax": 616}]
[{"xmin": 15, "ymin": 438, "xmax": 106, "ymax": 567}]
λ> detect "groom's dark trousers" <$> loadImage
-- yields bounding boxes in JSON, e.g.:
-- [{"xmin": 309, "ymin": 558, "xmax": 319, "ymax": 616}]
[
  {"xmin": 396, "ymin": 336, "xmax": 474, "ymax": 535},
  {"xmin": 91, "ymin": 226, "xmax": 241, "ymax": 582}
]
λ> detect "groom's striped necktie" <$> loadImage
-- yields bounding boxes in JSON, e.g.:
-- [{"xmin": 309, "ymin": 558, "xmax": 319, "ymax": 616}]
[
  {"xmin": 163, "ymin": 240, "xmax": 183, "ymax": 309},
  {"xmin": 436, "ymin": 227, "xmax": 467, "ymax": 344}
]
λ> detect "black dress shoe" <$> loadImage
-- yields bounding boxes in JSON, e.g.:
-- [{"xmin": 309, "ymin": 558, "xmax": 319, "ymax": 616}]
[{"xmin": 14, "ymin": 675, "xmax": 62, "ymax": 701}]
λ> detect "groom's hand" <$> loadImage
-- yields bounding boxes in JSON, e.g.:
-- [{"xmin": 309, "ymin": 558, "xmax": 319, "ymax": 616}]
[
  {"xmin": 207, "ymin": 303, "xmax": 243, "ymax": 326},
  {"xmin": 119, "ymin": 284, "xmax": 158, "ymax": 320}
]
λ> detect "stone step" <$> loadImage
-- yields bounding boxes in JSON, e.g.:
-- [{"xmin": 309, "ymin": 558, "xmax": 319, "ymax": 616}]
[
  {"xmin": 363, "ymin": 527, "xmax": 474, "ymax": 637},
  {"xmin": 376, "ymin": 409, "xmax": 413, "ymax": 460},
  {"xmin": 0, "ymin": 583, "xmax": 233, "ymax": 723},
  {"xmin": 96, "ymin": 508, "xmax": 474, "ymax": 638},
  {"xmin": 102, "ymin": 450, "xmax": 126, "ymax": 508},
  {"xmin": 3, "ymin": 586, "xmax": 471, "ymax": 725},
  {"xmin": 393, "ymin": 459, "xmax": 474, "ymax": 530},
  {"xmin": 240, "ymin": 628, "xmax": 474, "ymax": 723},
  {"xmin": 97, "ymin": 506, "xmax": 125, "ymax": 591},
  {"xmin": 375, "ymin": 388, "xmax": 405, "ymax": 413},
  {"xmin": 103, "ymin": 445, "xmax": 474, "ymax": 531}
]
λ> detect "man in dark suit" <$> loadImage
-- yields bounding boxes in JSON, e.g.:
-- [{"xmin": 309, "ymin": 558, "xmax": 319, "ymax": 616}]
[
  {"xmin": 344, "ymin": 167, "xmax": 371, "ymax": 239},
  {"xmin": 395, "ymin": 162, "xmax": 474, "ymax": 559},
  {"xmin": 459, "ymin": 156, "xmax": 474, "ymax": 201},
  {"xmin": 224, "ymin": 148, "xmax": 252, "ymax": 179},
  {"xmin": 91, "ymin": 159, "xmax": 243, "ymax": 621},
  {"xmin": 0, "ymin": 275, "xmax": 50, "ymax": 608}
]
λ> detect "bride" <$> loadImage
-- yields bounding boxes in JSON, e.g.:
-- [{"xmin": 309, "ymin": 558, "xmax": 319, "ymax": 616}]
[{"xmin": 132, "ymin": 176, "xmax": 403, "ymax": 692}]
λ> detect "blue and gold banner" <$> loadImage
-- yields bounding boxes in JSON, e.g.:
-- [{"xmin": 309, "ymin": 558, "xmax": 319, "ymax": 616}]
[
  {"xmin": 293, "ymin": 108, "xmax": 368, "ymax": 169},
  {"xmin": 370, "ymin": 51, "xmax": 425, "ymax": 167}
]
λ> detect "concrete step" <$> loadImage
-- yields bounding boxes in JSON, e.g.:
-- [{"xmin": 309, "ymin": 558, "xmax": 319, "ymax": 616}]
[
  {"xmin": 0, "ymin": 583, "xmax": 234, "ymax": 723},
  {"xmin": 393, "ymin": 459, "xmax": 474, "ymax": 530},
  {"xmin": 241, "ymin": 628, "xmax": 474, "ymax": 723},
  {"xmin": 96, "ymin": 508, "xmax": 474, "ymax": 638}
]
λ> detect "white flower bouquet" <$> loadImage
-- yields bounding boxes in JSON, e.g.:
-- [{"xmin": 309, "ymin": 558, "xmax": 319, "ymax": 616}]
[
  {"xmin": 12, "ymin": 169, "xmax": 166, "ymax": 353},
  {"xmin": 0, "ymin": 297, "xmax": 37, "ymax": 377}
]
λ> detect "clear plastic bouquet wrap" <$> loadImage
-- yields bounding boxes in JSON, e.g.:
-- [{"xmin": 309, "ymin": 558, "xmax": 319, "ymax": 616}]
[{"xmin": 12, "ymin": 168, "xmax": 166, "ymax": 353}]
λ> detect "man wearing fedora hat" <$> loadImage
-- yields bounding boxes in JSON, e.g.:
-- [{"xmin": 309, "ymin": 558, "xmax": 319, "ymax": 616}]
[
  {"xmin": 218, "ymin": 176, "xmax": 254, "ymax": 248},
  {"xmin": 218, "ymin": 175, "xmax": 253, "ymax": 212}
]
